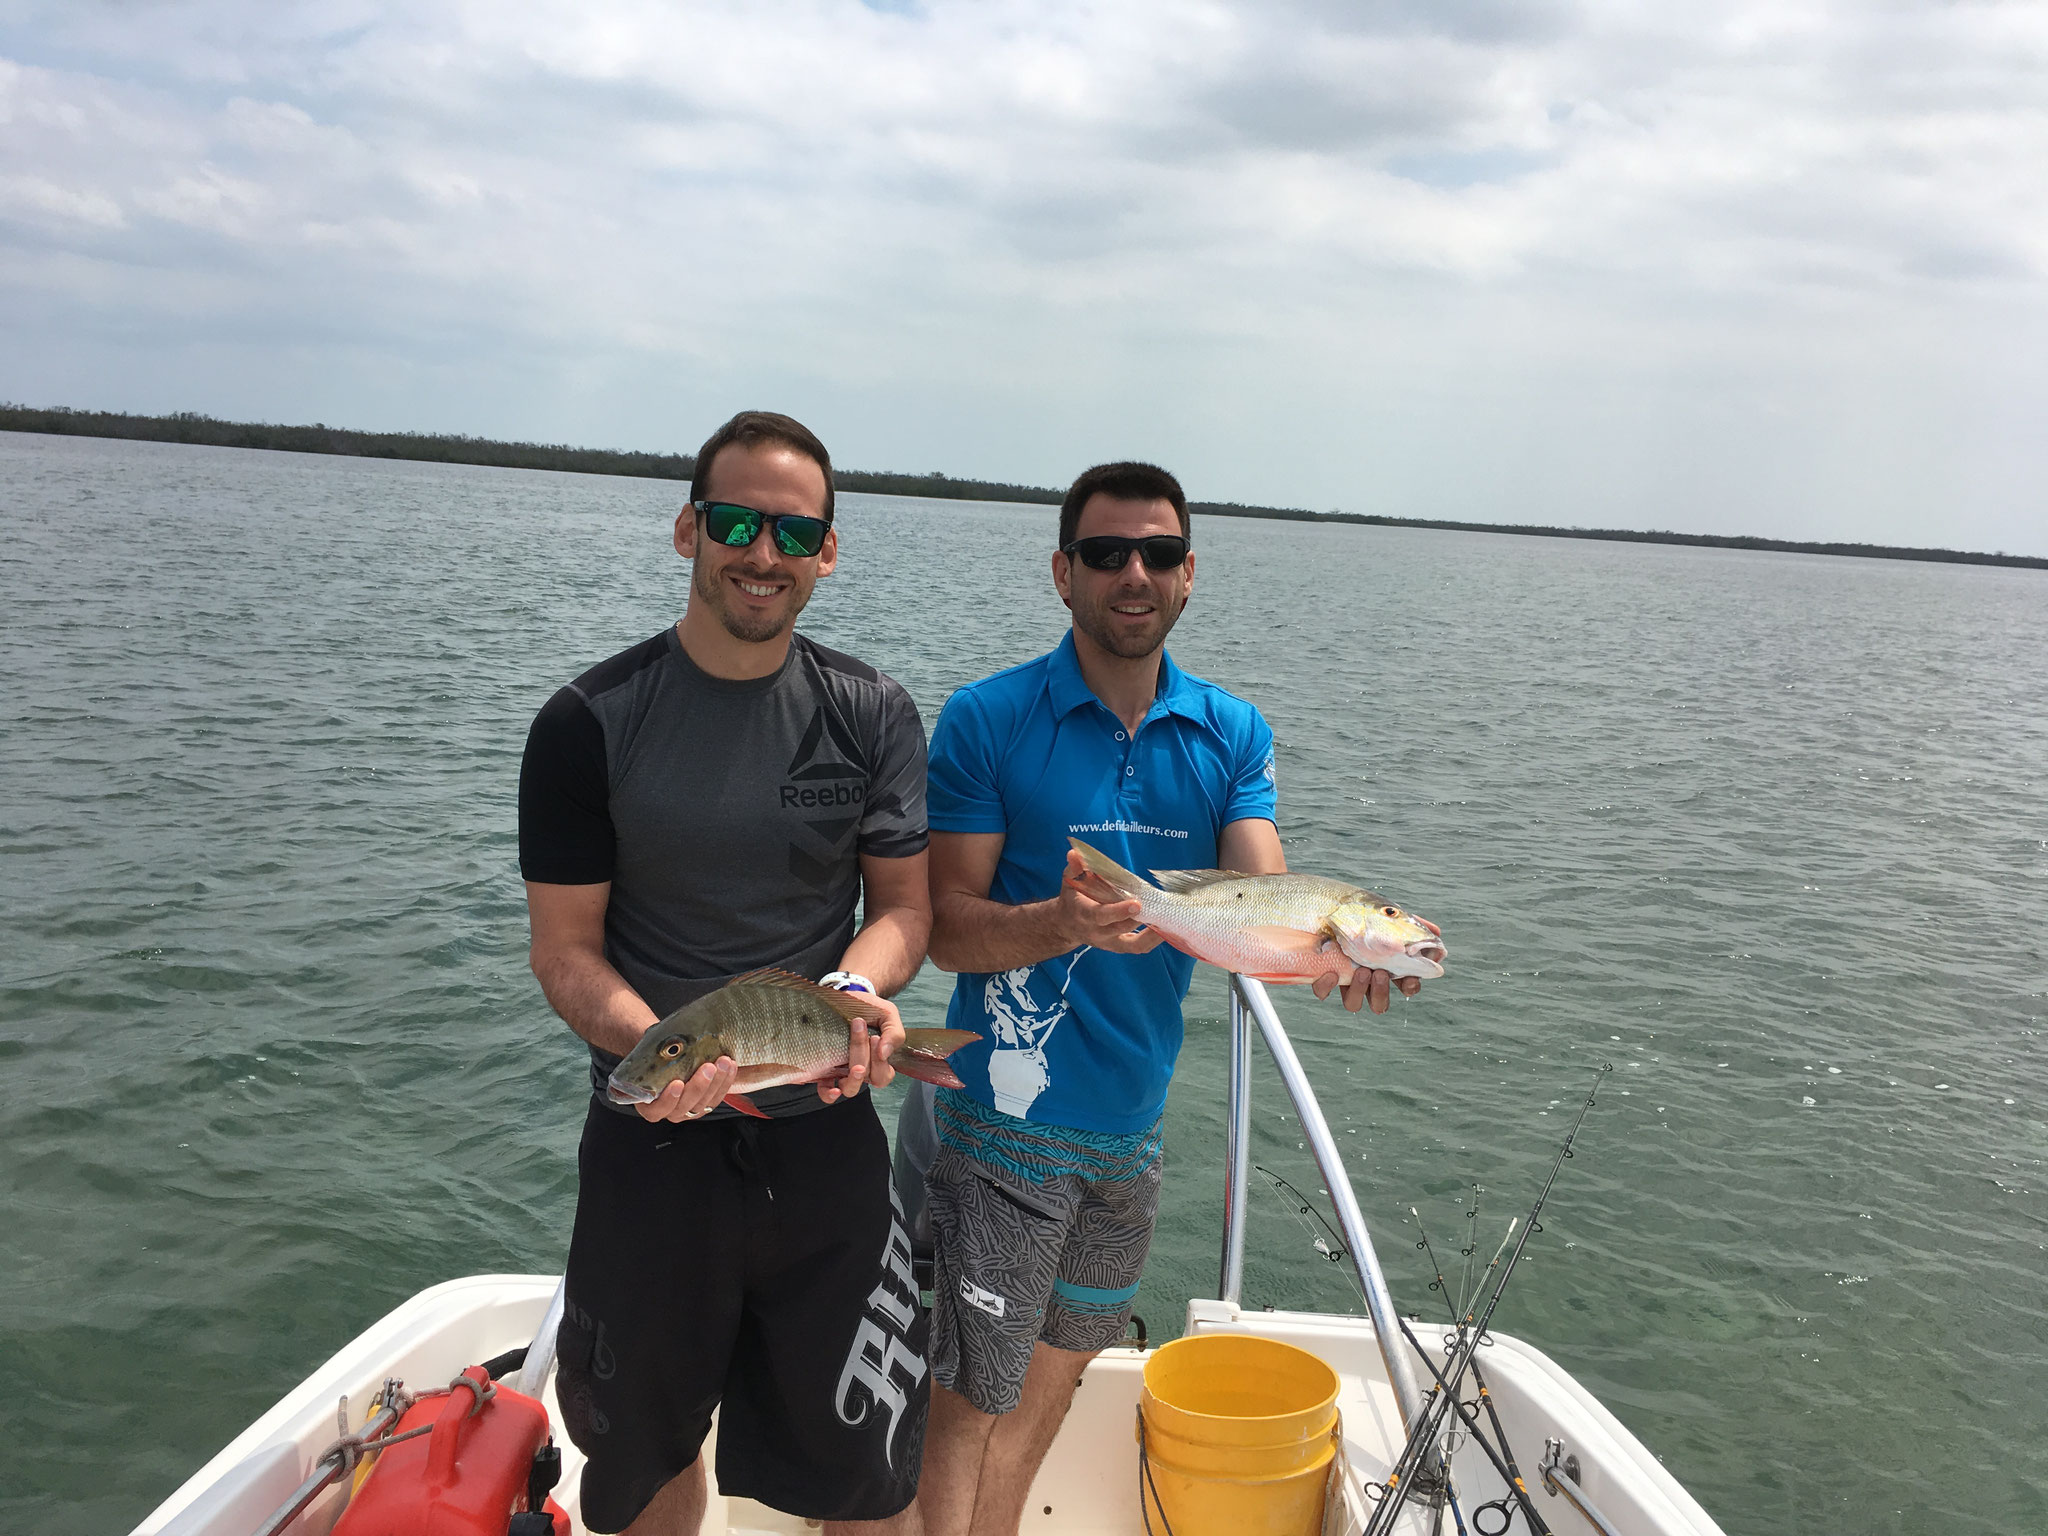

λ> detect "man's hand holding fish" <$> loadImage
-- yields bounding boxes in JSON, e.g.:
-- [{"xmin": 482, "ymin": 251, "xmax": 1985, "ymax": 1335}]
[
  {"xmin": 1313, "ymin": 965, "xmax": 1422, "ymax": 1015},
  {"xmin": 1057, "ymin": 850, "xmax": 1165, "ymax": 954}
]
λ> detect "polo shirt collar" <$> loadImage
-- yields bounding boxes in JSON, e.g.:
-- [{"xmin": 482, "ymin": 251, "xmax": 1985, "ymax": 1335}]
[{"xmin": 1046, "ymin": 630, "xmax": 1205, "ymax": 725}]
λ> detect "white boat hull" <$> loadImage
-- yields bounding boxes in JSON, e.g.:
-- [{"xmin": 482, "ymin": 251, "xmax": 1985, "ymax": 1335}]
[{"xmin": 133, "ymin": 1275, "xmax": 1723, "ymax": 1536}]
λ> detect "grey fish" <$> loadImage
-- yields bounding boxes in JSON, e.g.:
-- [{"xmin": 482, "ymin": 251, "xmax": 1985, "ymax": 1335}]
[{"xmin": 606, "ymin": 968, "xmax": 979, "ymax": 1118}]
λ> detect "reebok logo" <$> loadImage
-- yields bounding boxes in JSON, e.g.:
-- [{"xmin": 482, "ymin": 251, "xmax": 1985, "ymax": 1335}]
[
  {"xmin": 781, "ymin": 704, "xmax": 871, "ymax": 890},
  {"xmin": 959, "ymin": 1279, "xmax": 1007, "ymax": 1319},
  {"xmin": 785, "ymin": 704, "xmax": 867, "ymax": 786},
  {"xmin": 781, "ymin": 781, "xmax": 866, "ymax": 809}
]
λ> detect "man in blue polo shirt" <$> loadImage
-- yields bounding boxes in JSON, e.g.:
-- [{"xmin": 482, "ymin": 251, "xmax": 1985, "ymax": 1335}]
[{"xmin": 912, "ymin": 462, "xmax": 1422, "ymax": 1536}]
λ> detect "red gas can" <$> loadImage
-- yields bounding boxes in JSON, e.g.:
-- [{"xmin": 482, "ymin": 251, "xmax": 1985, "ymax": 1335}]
[{"xmin": 335, "ymin": 1367, "xmax": 567, "ymax": 1536}]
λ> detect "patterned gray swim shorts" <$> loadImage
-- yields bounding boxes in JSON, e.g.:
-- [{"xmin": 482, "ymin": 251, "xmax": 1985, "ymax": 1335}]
[{"xmin": 925, "ymin": 1102, "xmax": 1163, "ymax": 1417}]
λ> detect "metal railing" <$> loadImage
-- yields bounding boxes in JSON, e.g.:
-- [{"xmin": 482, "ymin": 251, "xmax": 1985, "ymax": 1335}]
[{"xmin": 1217, "ymin": 973, "xmax": 1427, "ymax": 1435}]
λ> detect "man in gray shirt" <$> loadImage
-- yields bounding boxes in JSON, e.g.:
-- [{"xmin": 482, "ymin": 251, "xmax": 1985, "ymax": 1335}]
[{"xmin": 520, "ymin": 411, "xmax": 931, "ymax": 1535}]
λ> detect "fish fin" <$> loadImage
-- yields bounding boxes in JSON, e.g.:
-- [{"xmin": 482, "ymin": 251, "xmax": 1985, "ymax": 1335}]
[
  {"xmin": 722, "ymin": 967, "xmax": 869, "ymax": 1022},
  {"xmin": 892, "ymin": 1050, "xmax": 966, "ymax": 1090},
  {"xmin": 1147, "ymin": 867, "xmax": 1247, "ymax": 893},
  {"xmin": 723, "ymin": 1093, "xmax": 772, "ymax": 1120},
  {"xmin": 902, "ymin": 1028, "xmax": 981, "ymax": 1057},
  {"xmin": 1067, "ymin": 838, "xmax": 1148, "ymax": 897},
  {"xmin": 889, "ymin": 1030, "xmax": 978, "ymax": 1090},
  {"xmin": 725, "ymin": 966, "xmax": 831, "ymax": 992}
]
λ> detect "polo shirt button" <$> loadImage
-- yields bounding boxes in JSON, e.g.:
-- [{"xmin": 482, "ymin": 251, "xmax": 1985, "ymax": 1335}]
[
  {"xmin": 1115, "ymin": 731, "xmax": 1126, "ymax": 741},
  {"xmin": 1125, "ymin": 766, "xmax": 1135, "ymax": 776}
]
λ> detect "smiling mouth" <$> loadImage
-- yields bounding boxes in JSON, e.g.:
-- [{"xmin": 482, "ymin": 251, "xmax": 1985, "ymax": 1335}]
[{"xmin": 732, "ymin": 577, "xmax": 785, "ymax": 599}]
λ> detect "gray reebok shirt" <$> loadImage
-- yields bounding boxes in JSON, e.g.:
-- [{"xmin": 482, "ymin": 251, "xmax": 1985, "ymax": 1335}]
[{"xmin": 519, "ymin": 627, "xmax": 929, "ymax": 1117}]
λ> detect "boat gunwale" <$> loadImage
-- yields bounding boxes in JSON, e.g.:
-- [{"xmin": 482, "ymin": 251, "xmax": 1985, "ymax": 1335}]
[{"xmin": 132, "ymin": 1274, "xmax": 560, "ymax": 1536}]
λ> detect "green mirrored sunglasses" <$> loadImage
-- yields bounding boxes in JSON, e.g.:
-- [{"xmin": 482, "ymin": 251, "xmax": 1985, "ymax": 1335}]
[{"xmin": 693, "ymin": 501, "xmax": 832, "ymax": 558}]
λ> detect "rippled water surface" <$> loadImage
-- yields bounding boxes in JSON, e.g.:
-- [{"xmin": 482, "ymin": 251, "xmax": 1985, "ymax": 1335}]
[{"xmin": 3, "ymin": 432, "xmax": 2044, "ymax": 1534}]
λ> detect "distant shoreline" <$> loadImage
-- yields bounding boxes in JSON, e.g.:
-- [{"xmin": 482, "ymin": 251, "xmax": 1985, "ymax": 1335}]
[{"xmin": 6, "ymin": 403, "xmax": 2041, "ymax": 570}]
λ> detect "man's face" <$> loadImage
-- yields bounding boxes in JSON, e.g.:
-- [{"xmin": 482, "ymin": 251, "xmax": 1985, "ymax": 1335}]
[
  {"xmin": 1054, "ymin": 493, "xmax": 1194, "ymax": 661},
  {"xmin": 674, "ymin": 443, "xmax": 837, "ymax": 644}
]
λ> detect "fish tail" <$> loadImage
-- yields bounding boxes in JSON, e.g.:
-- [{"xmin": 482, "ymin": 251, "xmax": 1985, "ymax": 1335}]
[
  {"xmin": 902, "ymin": 1027, "xmax": 981, "ymax": 1057},
  {"xmin": 893, "ymin": 1050, "xmax": 966, "ymax": 1090},
  {"xmin": 1067, "ymin": 837, "xmax": 1147, "ymax": 897},
  {"xmin": 893, "ymin": 1028, "xmax": 979, "ymax": 1090}
]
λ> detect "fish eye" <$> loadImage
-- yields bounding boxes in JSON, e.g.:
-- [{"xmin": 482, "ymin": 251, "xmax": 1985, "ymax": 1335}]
[
  {"xmin": 1382, "ymin": 906, "xmax": 1400, "ymax": 918},
  {"xmin": 660, "ymin": 1041, "xmax": 684, "ymax": 1058}
]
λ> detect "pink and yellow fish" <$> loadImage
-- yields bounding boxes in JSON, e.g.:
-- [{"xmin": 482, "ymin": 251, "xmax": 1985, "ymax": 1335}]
[{"xmin": 1068, "ymin": 838, "xmax": 1446, "ymax": 986}]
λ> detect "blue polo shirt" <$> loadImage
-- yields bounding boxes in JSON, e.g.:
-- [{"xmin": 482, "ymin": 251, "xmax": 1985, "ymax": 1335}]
[{"xmin": 927, "ymin": 633, "xmax": 1278, "ymax": 1134}]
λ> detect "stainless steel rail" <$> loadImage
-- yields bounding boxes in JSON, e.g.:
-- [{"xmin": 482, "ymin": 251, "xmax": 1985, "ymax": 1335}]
[
  {"xmin": 1217, "ymin": 983, "xmax": 1252, "ymax": 1304},
  {"xmin": 1219, "ymin": 973, "xmax": 1427, "ymax": 1433},
  {"xmin": 514, "ymin": 1275, "xmax": 568, "ymax": 1399},
  {"xmin": 1543, "ymin": 1440, "xmax": 1626, "ymax": 1536}
]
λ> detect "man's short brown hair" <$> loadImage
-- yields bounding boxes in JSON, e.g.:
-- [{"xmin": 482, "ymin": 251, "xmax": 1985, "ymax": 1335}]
[
  {"xmin": 1058, "ymin": 462, "xmax": 1188, "ymax": 548},
  {"xmin": 690, "ymin": 411, "xmax": 836, "ymax": 521}
]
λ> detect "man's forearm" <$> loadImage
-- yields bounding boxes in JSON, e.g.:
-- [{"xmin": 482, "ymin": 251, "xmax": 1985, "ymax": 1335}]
[
  {"xmin": 531, "ymin": 945, "xmax": 659, "ymax": 1059},
  {"xmin": 929, "ymin": 891, "xmax": 1077, "ymax": 974},
  {"xmin": 840, "ymin": 904, "xmax": 930, "ymax": 996}
]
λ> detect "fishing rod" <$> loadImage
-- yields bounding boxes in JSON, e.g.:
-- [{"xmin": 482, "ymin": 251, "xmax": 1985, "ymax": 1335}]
[
  {"xmin": 1257, "ymin": 1166, "xmax": 1560, "ymax": 1533},
  {"xmin": 1411, "ymin": 1208, "xmax": 1550, "ymax": 1536},
  {"xmin": 1252, "ymin": 1167, "xmax": 1470, "ymax": 1534},
  {"xmin": 1411, "ymin": 1209, "xmax": 1459, "ymax": 1325},
  {"xmin": 1259, "ymin": 1173, "xmax": 1554, "ymax": 1536},
  {"xmin": 1362, "ymin": 1066, "xmax": 1611, "ymax": 1536},
  {"xmin": 1392, "ymin": 1314, "xmax": 1547, "ymax": 1536},
  {"xmin": 1252, "ymin": 1165, "xmax": 1351, "ymax": 1267},
  {"xmin": 1461, "ymin": 1183, "xmax": 1481, "ymax": 1320},
  {"xmin": 1364, "ymin": 1067, "xmax": 1609, "ymax": 1535}
]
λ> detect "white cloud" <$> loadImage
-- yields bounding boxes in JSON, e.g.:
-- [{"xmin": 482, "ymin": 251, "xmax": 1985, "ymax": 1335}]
[
  {"xmin": 1, "ymin": 0, "xmax": 2044, "ymax": 550},
  {"xmin": 0, "ymin": 169, "xmax": 125, "ymax": 229}
]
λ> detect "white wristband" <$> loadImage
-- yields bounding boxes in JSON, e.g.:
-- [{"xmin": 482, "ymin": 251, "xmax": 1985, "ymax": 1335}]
[{"xmin": 820, "ymin": 970, "xmax": 875, "ymax": 995}]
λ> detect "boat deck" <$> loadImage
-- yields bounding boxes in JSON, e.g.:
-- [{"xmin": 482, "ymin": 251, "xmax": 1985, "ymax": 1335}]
[{"xmin": 137, "ymin": 1275, "xmax": 1721, "ymax": 1536}]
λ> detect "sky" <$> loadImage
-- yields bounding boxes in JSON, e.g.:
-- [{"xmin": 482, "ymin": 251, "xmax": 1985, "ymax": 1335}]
[{"xmin": 2, "ymin": 1, "xmax": 2044, "ymax": 553}]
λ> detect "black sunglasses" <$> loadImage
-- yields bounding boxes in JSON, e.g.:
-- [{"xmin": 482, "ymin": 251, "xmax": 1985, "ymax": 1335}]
[
  {"xmin": 1061, "ymin": 534, "xmax": 1191, "ymax": 572},
  {"xmin": 693, "ymin": 501, "xmax": 832, "ymax": 558}
]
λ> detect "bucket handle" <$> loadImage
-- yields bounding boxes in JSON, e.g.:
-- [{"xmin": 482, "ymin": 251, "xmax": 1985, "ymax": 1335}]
[
  {"xmin": 1319, "ymin": 1419, "xmax": 1355, "ymax": 1536},
  {"xmin": 1135, "ymin": 1406, "xmax": 1179, "ymax": 1536}
]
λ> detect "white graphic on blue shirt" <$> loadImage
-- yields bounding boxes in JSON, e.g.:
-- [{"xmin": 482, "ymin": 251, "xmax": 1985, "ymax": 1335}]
[{"xmin": 983, "ymin": 954, "xmax": 1081, "ymax": 1117}]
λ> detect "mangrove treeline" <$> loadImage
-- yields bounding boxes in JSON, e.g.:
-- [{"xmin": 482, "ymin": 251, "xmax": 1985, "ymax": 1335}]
[
  {"xmin": 5, "ymin": 403, "xmax": 2040, "ymax": 570},
  {"xmin": 0, "ymin": 404, "xmax": 1059, "ymax": 506}
]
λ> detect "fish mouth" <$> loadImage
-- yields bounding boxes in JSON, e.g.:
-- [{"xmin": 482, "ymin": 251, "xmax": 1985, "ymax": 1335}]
[
  {"xmin": 1405, "ymin": 940, "xmax": 1448, "ymax": 971},
  {"xmin": 605, "ymin": 1075, "xmax": 660, "ymax": 1106}
]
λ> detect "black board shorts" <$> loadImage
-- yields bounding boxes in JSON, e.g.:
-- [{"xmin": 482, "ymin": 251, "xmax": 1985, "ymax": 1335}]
[{"xmin": 555, "ymin": 1093, "xmax": 929, "ymax": 1531}]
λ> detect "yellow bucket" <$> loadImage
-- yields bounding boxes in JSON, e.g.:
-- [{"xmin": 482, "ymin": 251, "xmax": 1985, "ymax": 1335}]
[{"xmin": 1136, "ymin": 1334, "xmax": 1341, "ymax": 1536}]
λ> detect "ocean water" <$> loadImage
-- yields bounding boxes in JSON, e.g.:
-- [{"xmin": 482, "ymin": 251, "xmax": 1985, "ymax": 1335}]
[{"xmin": 1, "ymin": 431, "xmax": 2043, "ymax": 1534}]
